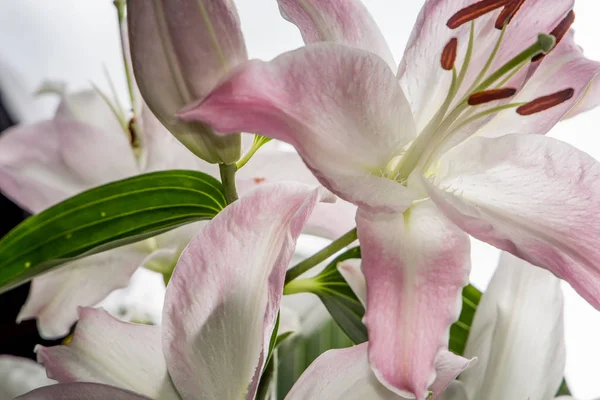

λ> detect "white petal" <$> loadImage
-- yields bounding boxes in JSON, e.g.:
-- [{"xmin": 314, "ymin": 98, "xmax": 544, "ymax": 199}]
[
  {"xmin": 0, "ymin": 356, "xmax": 55, "ymax": 399},
  {"xmin": 337, "ymin": 258, "xmax": 366, "ymax": 306},
  {"xmin": 460, "ymin": 253, "xmax": 565, "ymax": 400},
  {"xmin": 36, "ymin": 308, "xmax": 179, "ymax": 399}
]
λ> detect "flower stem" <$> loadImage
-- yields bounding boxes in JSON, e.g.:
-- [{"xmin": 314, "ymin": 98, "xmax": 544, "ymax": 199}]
[
  {"xmin": 236, "ymin": 135, "xmax": 272, "ymax": 169},
  {"xmin": 219, "ymin": 163, "xmax": 239, "ymax": 204},
  {"xmin": 284, "ymin": 228, "xmax": 358, "ymax": 284},
  {"xmin": 114, "ymin": 0, "xmax": 137, "ymax": 117}
]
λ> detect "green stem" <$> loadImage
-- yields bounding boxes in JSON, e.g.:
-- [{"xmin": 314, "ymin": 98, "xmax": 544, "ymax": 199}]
[
  {"xmin": 236, "ymin": 135, "xmax": 272, "ymax": 169},
  {"xmin": 285, "ymin": 228, "xmax": 357, "ymax": 284},
  {"xmin": 219, "ymin": 163, "xmax": 239, "ymax": 204},
  {"xmin": 114, "ymin": 0, "xmax": 137, "ymax": 117},
  {"xmin": 283, "ymin": 278, "xmax": 319, "ymax": 295}
]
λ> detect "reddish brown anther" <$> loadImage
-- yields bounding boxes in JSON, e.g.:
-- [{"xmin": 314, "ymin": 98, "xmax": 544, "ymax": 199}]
[
  {"xmin": 516, "ymin": 88, "xmax": 574, "ymax": 115},
  {"xmin": 532, "ymin": 10, "xmax": 575, "ymax": 61},
  {"xmin": 495, "ymin": 0, "xmax": 527, "ymax": 29},
  {"xmin": 447, "ymin": 0, "xmax": 510, "ymax": 29},
  {"xmin": 253, "ymin": 177, "xmax": 266, "ymax": 184},
  {"xmin": 468, "ymin": 88, "xmax": 518, "ymax": 105},
  {"xmin": 441, "ymin": 38, "xmax": 459, "ymax": 70}
]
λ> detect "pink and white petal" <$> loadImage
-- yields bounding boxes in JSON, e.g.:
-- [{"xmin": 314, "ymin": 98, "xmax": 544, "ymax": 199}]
[
  {"xmin": 475, "ymin": 30, "xmax": 600, "ymax": 138},
  {"xmin": 429, "ymin": 351, "xmax": 475, "ymax": 400},
  {"xmin": 423, "ymin": 134, "xmax": 600, "ymax": 310},
  {"xmin": 459, "ymin": 253, "xmax": 565, "ymax": 400},
  {"xmin": 238, "ymin": 149, "xmax": 357, "ymax": 239},
  {"xmin": 16, "ymin": 383, "xmax": 150, "ymax": 400},
  {"xmin": 398, "ymin": 0, "xmax": 573, "ymax": 132},
  {"xmin": 337, "ymin": 259, "xmax": 366, "ymax": 306},
  {"xmin": 279, "ymin": 305, "xmax": 301, "ymax": 337},
  {"xmin": 36, "ymin": 308, "xmax": 179, "ymax": 399},
  {"xmin": 357, "ymin": 201, "xmax": 471, "ymax": 399},
  {"xmin": 285, "ymin": 344, "xmax": 399, "ymax": 400},
  {"xmin": 162, "ymin": 183, "xmax": 334, "ymax": 400},
  {"xmin": 277, "ymin": 0, "xmax": 395, "ymax": 69},
  {"xmin": 0, "ymin": 120, "xmax": 138, "ymax": 213},
  {"xmin": 37, "ymin": 81, "xmax": 125, "ymax": 135},
  {"xmin": 179, "ymin": 44, "xmax": 419, "ymax": 212},
  {"xmin": 18, "ymin": 245, "xmax": 150, "ymax": 339},
  {"xmin": 0, "ymin": 356, "xmax": 56, "ymax": 399}
]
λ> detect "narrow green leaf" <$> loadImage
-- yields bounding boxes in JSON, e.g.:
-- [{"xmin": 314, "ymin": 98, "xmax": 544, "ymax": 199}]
[
  {"xmin": 449, "ymin": 284, "xmax": 482, "ymax": 355},
  {"xmin": 0, "ymin": 170, "xmax": 226, "ymax": 292}
]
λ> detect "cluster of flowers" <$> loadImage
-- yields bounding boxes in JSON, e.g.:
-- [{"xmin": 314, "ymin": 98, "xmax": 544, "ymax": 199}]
[{"xmin": 1, "ymin": 0, "xmax": 600, "ymax": 399}]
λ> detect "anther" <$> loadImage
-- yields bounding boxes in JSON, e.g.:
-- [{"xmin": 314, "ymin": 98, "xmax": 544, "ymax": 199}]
[
  {"xmin": 447, "ymin": 0, "xmax": 510, "ymax": 29},
  {"xmin": 468, "ymin": 88, "xmax": 517, "ymax": 105},
  {"xmin": 441, "ymin": 38, "xmax": 458, "ymax": 70},
  {"xmin": 516, "ymin": 88, "xmax": 574, "ymax": 115},
  {"xmin": 495, "ymin": 0, "xmax": 526, "ymax": 29},
  {"xmin": 532, "ymin": 10, "xmax": 575, "ymax": 61}
]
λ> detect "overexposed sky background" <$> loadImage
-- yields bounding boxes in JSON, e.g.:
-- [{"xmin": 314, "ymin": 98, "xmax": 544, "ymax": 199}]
[{"xmin": 0, "ymin": 0, "xmax": 599, "ymax": 397}]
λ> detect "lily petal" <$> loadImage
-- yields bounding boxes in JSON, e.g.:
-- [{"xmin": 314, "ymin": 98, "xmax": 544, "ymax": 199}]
[
  {"xmin": 17, "ymin": 245, "xmax": 152, "ymax": 339},
  {"xmin": 337, "ymin": 258, "xmax": 366, "ymax": 306},
  {"xmin": 162, "ymin": 183, "xmax": 334, "ymax": 400},
  {"xmin": 16, "ymin": 383, "xmax": 150, "ymax": 400},
  {"xmin": 277, "ymin": 0, "xmax": 395, "ymax": 69},
  {"xmin": 357, "ymin": 201, "xmax": 471, "ymax": 399},
  {"xmin": 0, "ymin": 356, "xmax": 55, "ymax": 399},
  {"xmin": 36, "ymin": 308, "xmax": 179, "ymax": 399},
  {"xmin": 423, "ymin": 133, "xmax": 600, "ymax": 310},
  {"xmin": 180, "ymin": 43, "xmax": 419, "ymax": 212},
  {"xmin": 398, "ymin": 0, "xmax": 574, "ymax": 132},
  {"xmin": 475, "ymin": 30, "xmax": 600, "ymax": 138},
  {"xmin": 285, "ymin": 343, "xmax": 399, "ymax": 400},
  {"xmin": 459, "ymin": 253, "xmax": 565, "ymax": 400},
  {"xmin": 429, "ymin": 351, "xmax": 475, "ymax": 400},
  {"xmin": 0, "ymin": 119, "xmax": 138, "ymax": 213},
  {"xmin": 237, "ymin": 149, "xmax": 357, "ymax": 239}
]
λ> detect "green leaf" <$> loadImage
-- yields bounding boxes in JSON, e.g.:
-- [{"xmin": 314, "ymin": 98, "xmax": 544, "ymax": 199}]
[
  {"xmin": 0, "ymin": 170, "xmax": 226, "ymax": 292},
  {"xmin": 277, "ymin": 317, "xmax": 353, "ymax": 399},
  {"xmin": 284, "ymin": 247, "xmax": 367, "ymax": 345},
  {"xmin": 449, "ymin": 284, "xmax": 482, "ymax": 355}
]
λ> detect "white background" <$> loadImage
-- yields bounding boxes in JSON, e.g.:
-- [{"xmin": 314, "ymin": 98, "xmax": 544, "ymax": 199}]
[{"xmin": 0, "ymin": 0, "xmax": 599, "ymax": 397}]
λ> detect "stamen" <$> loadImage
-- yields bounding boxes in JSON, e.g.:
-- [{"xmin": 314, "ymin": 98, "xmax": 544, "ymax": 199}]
[
  {"xmin": 495, "ymin": 0, "xmax": 526, "ymax": 29},
  {"xmin": 468, "ymin": 88, "xmax": 517, "ymax": 105},
  {"xmin": 532, "ymin": 10, "xmax": 575, "ymax": 61},
  {"xmin": 516, "ymin": 88, "xmax": 574, "ymax": 115},
  {"xmin": 441, "ymin": 38, "xmax": 459, "ymax": 70},
  {"xmin": 447, "ymin": 0, "xmax": 510, "ymax": 29}
]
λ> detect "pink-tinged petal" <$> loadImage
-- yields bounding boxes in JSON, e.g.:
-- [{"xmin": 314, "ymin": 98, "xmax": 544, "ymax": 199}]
[
  {"xmin": 37, "ymin": 81, "xmax": 124, "ymax": 135},
  {"xmin": 476, "ymin": 30, "xmax": 600, "ymax": 138},
  {"xmin": 429, "ymin": 351, "xmax": 475, "ymax": 400},
  {"xmin": 423, "ymin": 133, "xmax": 600, "ymax": 310},
  {"xmin": 357, "ymin": 201, "xmax": 471, "ymax": 399},
  {"xmin": 17, "ymin": 245, "xmax": 150, "ymax": 339},
  {"xmin": 127, "ymin": 0, "xmax": 245, "ymax": 164},
  {"xmin": 0, "ymin": 119, "xmax": 138, "ymax": 213},
  {"xmin": 237, "ymin": 149, "xmax": 357, "ymax": 239},
  {"xmin": 398, "ymin": 0, "xmax": 573, "ymax": 132},
  {"xmin": 279, "ymin": 305, "xmax": 301, "ymax": 337},
  {"xmin": 285, "ymin": 344, "xmax": 399, "ymax": 400},
  {"xmin": 36, "ymin": 308, "xmax": 179, "ymax": 399},
  {"xmin": 277, "ymin": 0, "xmax": 395, "ymax": 69},
  {"xmin": 180, "ymin": 43, "xmax": 419, "ymax": 212},
  {"xmin": 438, "ymin": 382, "xmax": 468, "ymax": 400},
  {"xmin": 162, "ymin": 183, "xmax": 334, "ymax": 400},
  {"xmin": 0, "ymin": 356, "xmax": 55, "ymax": 399},
  {"xmin": 460, "ymin": 253, "xmax": 564, "ymax": 400},
  {"xmin": 16, "ymin": 383, "xmax": 150, "ymax": 400},
  {"xmin": 337, "ymin": 259, "xmax": 366, "ymax": 306}
]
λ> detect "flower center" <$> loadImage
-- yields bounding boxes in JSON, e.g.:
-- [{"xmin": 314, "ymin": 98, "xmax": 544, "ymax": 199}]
[{"xmin": 391, "ymin": 1, "xmax": 576, "ymax": 182}]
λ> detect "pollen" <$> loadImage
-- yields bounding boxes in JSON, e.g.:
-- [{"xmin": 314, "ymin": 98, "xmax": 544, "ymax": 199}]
[
  {"xmin": 516, "ymin": 88, "xmax": 574, "ymax": 115},
  {"xmin": 441, "ymin": 38, "xmax": 458, "ymax": 70},
  {"xmin": 468, "ymin": 88, "xmax": 517, "ymax": 105},
  {"xmin": 24, "ymin": 261, "xmax": 31, "ymax": 268},
  {"xmin": 447, "ymin": 0, "xmax": 509, "ymax": 29},
  {"xmin": 495, "ymin": 0, "xmax": 526, "ymax": 29}
]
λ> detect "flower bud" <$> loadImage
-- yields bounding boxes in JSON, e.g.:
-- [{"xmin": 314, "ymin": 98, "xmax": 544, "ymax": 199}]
[{"xmin": 127, "ymin": 0, "xmax": 246, "ymax": 164}]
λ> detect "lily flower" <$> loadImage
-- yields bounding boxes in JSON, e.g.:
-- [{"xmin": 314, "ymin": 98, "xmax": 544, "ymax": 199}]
[
  {"xmin": 0, "ymin": 84, "xmax": 354, "ymax": 339},
  {"xmin": 0, "ymin": 356, "xmax": 55, "ymax": 398},
  {"xmin": 179, "ymin": 0, "xmax": 600, "ymax": 398},
  {"xmin": 18, "ymin": 183, "xmax": 346, "ymax": 400},
  {"xmin": 440, "ymin": 253, "xmax": 581, "ymax": 400}
]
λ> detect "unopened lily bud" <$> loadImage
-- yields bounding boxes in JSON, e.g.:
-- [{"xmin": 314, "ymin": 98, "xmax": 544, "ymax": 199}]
[{"xmin": 127, "ymin": 0, "xmax": 246, "ymax": 164}]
